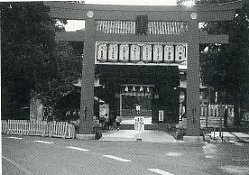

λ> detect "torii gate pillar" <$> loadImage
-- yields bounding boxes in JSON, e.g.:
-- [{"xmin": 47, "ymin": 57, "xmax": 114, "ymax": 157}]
[
  {"xmin": 186, "ymin": 18, "xmax": 200, "ymax": 136},
  {"xmin": 79, "ymin": 17, "xmax": 95, "ymax": 135}
]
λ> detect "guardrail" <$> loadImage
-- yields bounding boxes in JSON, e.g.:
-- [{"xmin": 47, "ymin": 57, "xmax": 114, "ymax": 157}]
[{"xmin": 1, "ymin": 120, "xmax": 75, "ymax": 139}]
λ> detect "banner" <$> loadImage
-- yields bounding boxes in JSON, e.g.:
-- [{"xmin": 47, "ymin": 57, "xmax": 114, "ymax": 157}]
[{"xmin": 99, "ymin": 104, "xmax": 109, "ymax": 121}]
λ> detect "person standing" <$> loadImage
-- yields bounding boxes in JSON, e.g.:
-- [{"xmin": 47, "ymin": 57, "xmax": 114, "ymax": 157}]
[
  {"xmin": 109, "ymin": 114, "xmax": 114, "ymax": 130},
  {"xmin": 136, "ymin": 104, "xmax": 141, "ymax": 115},
  {"xmin": 115, "ymin": 115, "xmax": 122, "ymax": 131}
]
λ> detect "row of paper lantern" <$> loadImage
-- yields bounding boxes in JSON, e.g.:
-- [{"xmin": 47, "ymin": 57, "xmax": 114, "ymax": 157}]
[
  {"xmin": 96, "ymin": 43, "xmax": 186, "ymax": 63},
  {"xmin": 122, "ymin": 85, "xmax": 151, "ymax": 93}
]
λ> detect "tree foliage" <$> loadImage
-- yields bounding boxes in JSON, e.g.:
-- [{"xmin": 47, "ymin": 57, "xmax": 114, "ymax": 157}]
[
  {"xmin": 200, "ymin": 2, "xmax": 249, "ymax": 126},
  {"xmin": 1, "ymin": 2, "xmax": 81, "ymax": 119},
  {"xmin": 177, "ymin": 0, "xmax": 249, "ymax": 126}
]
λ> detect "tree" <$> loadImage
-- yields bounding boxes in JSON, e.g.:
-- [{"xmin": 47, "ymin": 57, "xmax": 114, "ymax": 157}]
[
  {"xmin": 1, "ymin": 2, "xmax": 83, "ymax": 120},
  {"xmin": 177, "ymin": 0, "xmax": 249, "ymax": 126},
  {"xmin": 1, "ymin": 2, "xmax": 57, "ymax": 119}
]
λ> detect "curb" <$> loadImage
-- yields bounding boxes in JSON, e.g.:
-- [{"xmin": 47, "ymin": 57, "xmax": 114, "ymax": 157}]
[{"xmin": 229, "ymin": 132, "xmax": 249, "ymax": 143}]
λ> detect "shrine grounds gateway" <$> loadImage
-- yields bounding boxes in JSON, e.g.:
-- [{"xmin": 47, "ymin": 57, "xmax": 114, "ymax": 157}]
[{"xmin": 44, "ymin": 1, "xmax": 242, "ymax": 137}]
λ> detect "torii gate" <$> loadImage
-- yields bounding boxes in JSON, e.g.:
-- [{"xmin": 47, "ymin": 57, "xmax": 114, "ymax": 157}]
[{"xmin": 44, "ymin": 1, "xmax": 242, "ymax": 138}]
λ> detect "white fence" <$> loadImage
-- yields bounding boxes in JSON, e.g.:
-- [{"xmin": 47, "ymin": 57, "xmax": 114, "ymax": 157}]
[
  {"xmin": 1, "ymin": 120, "xmax": 75, "ymax": 139},
  {"xmin": 200, "ymin": 104, "xmax": 234, "ymax": 118}
]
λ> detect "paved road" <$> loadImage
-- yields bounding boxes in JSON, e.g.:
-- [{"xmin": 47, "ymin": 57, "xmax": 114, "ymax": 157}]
[{"xmin": 2, "ymin": 134, "xmax": 249, "ymax": 175}]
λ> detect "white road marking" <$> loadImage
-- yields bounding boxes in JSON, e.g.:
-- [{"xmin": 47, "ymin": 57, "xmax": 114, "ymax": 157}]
[
  {"xmin": 220, "ymin": 165, "xmax": 249, "ymax": 175},
  {"xmin": 228, "ymin": 140, "xmax": 244, "ymax": 146},
  {"xmin": 102, "ymin": 155, "xmax": 131, "ymax": 162},
  {"xmin": 2, "ymin": 156, "xmax": 32, "ymax": 175},
  {"xmin": 148, "ymin": 168, "xmax": 174, "ymax": 175},
  {"xmin": 202, "ymin": 142, "xmax": 217, "ymax": 159},
  {"xmin": 232, "ymin": 158, "xmax": 249, "ymax": 162},
  {"xmin": 166, "ymin": 152, "xmax": 182, "ymax": 157},
  {"xmin": 232, "ymin": 141, "xmax": 245, "ymax": 147},
  {"xmin": 66, "ymin": 146, "xmax": 89, "ymax": 152},
  {"xmin": 34, "ymin": 140, "xmax": 53, "ymax": 144},
  {"xmin": 7, "ymin": 136, "xmax": 23, "ymax": 140}
]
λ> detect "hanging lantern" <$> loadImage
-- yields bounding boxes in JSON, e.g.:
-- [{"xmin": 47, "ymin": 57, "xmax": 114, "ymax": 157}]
[
  {"xmin": 164, "ymin": 45, "xmax": 174, "ymax": 62},
  {"xmin": 140, "ymin": 86, "xmax": 143, "ymax": 92},
  {"xmin": 125, "ymin": 86, "xmax": 129, "ymax": 92},
  {"xmin": 147, "ymin": 87, "xmax": 150, "ymax": 92},
  {"xmin": 175, "ymin": 45, "xmax": 186, "ymax": 63},
  {"xmin": 132, "ymin": 86, "xmax": 136, "ymax": 92}
]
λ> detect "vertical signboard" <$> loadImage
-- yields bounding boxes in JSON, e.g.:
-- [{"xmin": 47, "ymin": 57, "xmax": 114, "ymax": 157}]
[
  {"xmin": 159, "ymin": 110, "xmax": 164, "ymax": 122},
  {"xmin": 134, "ymin": 117, "xmax": 145, "ymax": 130}
]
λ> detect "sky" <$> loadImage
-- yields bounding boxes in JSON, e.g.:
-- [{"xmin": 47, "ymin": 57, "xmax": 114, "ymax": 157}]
[
  {"xmin": 84, "ymin": 0, "xmax": 177, "ymax": 6},
  {"xmin": 65, "ymin": 0, "xmax": 178, "ymax": 31}
]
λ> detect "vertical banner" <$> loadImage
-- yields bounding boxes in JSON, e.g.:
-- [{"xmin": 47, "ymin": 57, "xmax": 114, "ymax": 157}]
[
  {"xmin": 119, "ymin": 44, "xmax": 130, "ymax": 62},
  {"xmin": 164, "ymin": 45, "xmax": 174, "ymax": 62},
  {"xmin": 175, "ymin": 45, "xmax": 186, "ymax": 62},
  {"xmin": 108, "ymin": 44, "xmax": 118, "ymax": 62},
  {"xmin": 142, "ymin": 44, "xmax": 152, "ymax": 62},
  {"xmin": 130, "ymin": 44, "xmax": 141, "ymax": 62},
  {"xmin": 159, "ymin": 110, "xmax": 164, "ymax": 121},
  {"xmin": 153, "ymin": 45, "xmax": 163, "ymax": 62},
  {"xmin": 97, "ymin": 43, "xmax": 107, "ymax": 61},
  {"xmin": 99, "ymin": 104, "xmax": 109, "ymax": 121}
]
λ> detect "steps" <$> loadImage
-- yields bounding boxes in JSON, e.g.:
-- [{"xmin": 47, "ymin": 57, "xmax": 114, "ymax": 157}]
[{"xmin": 120, "ymin": 123, "xmax": 176, "ymax": 131}]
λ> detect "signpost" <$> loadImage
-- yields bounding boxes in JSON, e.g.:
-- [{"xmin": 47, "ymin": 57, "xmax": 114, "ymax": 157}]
[{"xmin": 135, "ymin": 117, "xmax": 144, "ymax": 140}]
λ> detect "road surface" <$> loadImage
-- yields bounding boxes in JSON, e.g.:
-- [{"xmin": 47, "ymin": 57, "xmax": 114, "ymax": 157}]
[{"xmin": 2, "ymin": 134, "xmax": 249, "ymax": 175}]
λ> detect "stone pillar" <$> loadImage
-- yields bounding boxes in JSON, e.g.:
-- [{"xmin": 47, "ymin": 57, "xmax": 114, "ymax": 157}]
[
  {"xmin": 186, "ymin": 13, "xmax": 201, "ymax": 136},
  {"xmin": 78, "ymin": 11, "xmax": 95, "ymax": 135}
]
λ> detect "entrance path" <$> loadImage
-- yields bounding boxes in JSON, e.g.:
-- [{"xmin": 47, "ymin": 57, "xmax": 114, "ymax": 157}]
[{"xmin": 99, "ymin": 130, "xmax": 181, "ymax": 143}]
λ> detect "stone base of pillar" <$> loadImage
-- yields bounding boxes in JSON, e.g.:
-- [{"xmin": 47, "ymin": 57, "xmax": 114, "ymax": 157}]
[
  {"xmin": 183, "ymin": 136, "xmax": 203, "ymax": 144},
  {"xmin": 76, "ymin": 134, "xmax": 95, "ymax": 140}
]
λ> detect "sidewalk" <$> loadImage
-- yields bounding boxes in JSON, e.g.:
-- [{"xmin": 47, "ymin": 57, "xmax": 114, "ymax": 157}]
[{"xmin": 209, "ymin": 131, "xmax": 249, "ymax": 143}]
